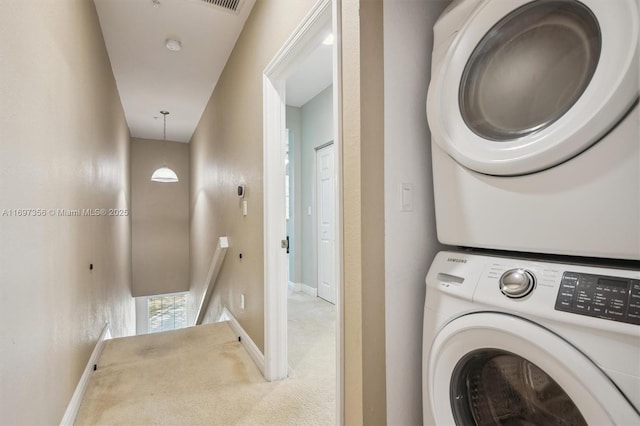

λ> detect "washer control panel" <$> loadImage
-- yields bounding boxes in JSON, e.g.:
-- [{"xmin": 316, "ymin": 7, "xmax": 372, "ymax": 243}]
[{"xmin": 555, "ymin": 272, "xmax": 640, "ymax": 325}]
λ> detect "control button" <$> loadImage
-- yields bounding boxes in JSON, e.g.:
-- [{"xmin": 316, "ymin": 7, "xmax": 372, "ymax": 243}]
[
  {"xmin": 574, "ymin": 303, "xmax": 588, "ymax": 312},
  {"xmin": 557, "ymin": 298, "xmax": 572, "ymax": 308},
  {"xmin": 628, "ymin": 308, "xmax": 640, "ymax": 317},
  {"xmin": 500, "ymin": 269, "xmax": 536, "ymax": 299}
]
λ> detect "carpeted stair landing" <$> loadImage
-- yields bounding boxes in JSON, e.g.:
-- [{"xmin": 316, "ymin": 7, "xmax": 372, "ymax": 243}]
[{"xmin": 75, "ymin": 320, "xmax": 335, "ymax": 425}]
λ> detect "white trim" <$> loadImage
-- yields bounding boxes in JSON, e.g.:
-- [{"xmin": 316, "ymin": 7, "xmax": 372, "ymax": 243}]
[
  {"xmin": 331, "ymin": 0, "xmax": 344, "ymax": 423},
  {"xmin": 288, "ymin": 281, "xmax": 318, "ymax": 297},
  {"xmin": 60, "ymin": 323, "xmax": 112, "ymax": 426},
  {"xmin": 288, "ymin": 281, "xmax": 302, "ymax": 292},
  {"xmin": 302, "ymin": 283, "xmax": 318, "ymax": 297},
  {"xmin": 263, "ymin": 0, "xmax": 333, "ymax": 78},
  {"xmin": 263, "ymin": 71, "xmax": 289, "ymax": 382},
  {"xmin": 221, "ymin": 306, "xmax": 265, "ymax": 376}
]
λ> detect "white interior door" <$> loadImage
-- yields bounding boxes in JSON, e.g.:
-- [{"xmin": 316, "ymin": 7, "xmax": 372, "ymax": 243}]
[{"xmin": 316, "ymin": 143, "xmax": 335, "ymax": 304}]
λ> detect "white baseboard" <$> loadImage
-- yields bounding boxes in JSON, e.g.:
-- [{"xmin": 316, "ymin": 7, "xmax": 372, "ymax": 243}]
[
  {"xmin": 287, "ymin": 281, "xmax": 301, "ymax": 292},
  {"xmin": 302, "ymin": 283, "xmax": 317, "ymax": 297},
  {"xmin": 221, "ymin": 306, "xmax": 265, "ymax": 376},
  {"xmin": 60, "ymin": 323, "xmax": 112, "ymax": 426},
  {"xmin": 288, "ymin": 281, "xmax": 317, "ymax": 297}
]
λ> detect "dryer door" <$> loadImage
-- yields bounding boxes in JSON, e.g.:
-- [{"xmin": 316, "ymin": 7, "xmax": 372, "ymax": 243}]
[
  {"xmin": 427, "ymin": 0, "xmax": 639, "ymax": 176},
  {"xmin": 425, "ymin": 313, "xmax": 640, "ymax": 425}
]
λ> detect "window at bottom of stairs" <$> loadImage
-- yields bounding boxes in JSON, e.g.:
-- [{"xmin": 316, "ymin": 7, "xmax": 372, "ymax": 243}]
[{"xmin": 148, "ymin": 293, "xmax": 188, "ymax": 333}]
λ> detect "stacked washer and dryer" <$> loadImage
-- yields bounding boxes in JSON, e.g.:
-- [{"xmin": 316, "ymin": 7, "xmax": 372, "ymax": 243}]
[{"xmin": 423, "ymin": 0, "xmax": 640, "ymax": 424}]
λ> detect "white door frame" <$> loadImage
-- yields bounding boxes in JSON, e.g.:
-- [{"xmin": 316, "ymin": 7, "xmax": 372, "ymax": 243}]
[{"xmin": 262, "ymin": 0, "xmax": 344, "ymax": 422}]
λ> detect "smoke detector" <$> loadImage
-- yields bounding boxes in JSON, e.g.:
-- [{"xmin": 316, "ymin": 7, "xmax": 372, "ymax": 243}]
[{"xmin": 165, "ymin": 39, "xmax": 182, "ymax": 52}]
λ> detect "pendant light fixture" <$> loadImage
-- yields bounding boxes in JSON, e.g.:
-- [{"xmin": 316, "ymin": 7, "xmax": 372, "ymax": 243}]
[{"xmin": 151, "ymin": 110, "xmax": 179, "ymax": 183}]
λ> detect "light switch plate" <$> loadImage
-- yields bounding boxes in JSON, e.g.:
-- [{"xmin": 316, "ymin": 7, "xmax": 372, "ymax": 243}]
[{"xmin": 401, "ymin": 183, "xmax": 414, "ymax": 212}]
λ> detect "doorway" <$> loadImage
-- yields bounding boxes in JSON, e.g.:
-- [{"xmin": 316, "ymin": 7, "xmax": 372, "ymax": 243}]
[{"xmin": 262, "ymin": 0, "xmax": 342, "ymax": 421}]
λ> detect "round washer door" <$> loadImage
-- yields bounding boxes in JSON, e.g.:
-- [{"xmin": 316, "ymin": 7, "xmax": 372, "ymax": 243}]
[
  {"xmin": 426, "ymin": 313, "xmax": 640, "ymax": 425},
  {"xmin": 427, "ymin": 0, "xmax": 639, "ymax": 176}
]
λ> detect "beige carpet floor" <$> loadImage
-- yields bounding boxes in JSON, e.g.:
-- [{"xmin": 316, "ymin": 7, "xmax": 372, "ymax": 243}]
[{"xmin": 75, "ymin": 292, "xmax": 335, "ymax": 425}]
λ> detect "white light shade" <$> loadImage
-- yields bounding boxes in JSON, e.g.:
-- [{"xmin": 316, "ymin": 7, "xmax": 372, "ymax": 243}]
[{"xmin": 151, "ymin": 166, "xmax": 179, "ymax": 183}]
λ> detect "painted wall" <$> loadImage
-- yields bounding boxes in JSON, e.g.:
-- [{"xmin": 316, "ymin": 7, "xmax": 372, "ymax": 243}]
[
  {"xmin": 286, "ymin": 106, "xmax": 302, "ymax": 284},
  {"xmin": 0, "ymin": 0, "xmax": 134, "ymax": 423},
  {"xmin": 188, "ymin": 0, "xmax": 318, "ymax": 351},
  {"xmin": 299, "ymin": 85, "xmax": 334, "ymax": 290},
  {"xmin": 131, "ymin": 137, "xmax": 190, "ymax": 297},
  {"xmin": 286, "ymin": 85, "xmax": 334, "ymax": 290},
  {"xmin": 383, "ymin": 1, "xmax": 451, "ymax": 424},
  {"xmin": 341, "ymin": 0, "xmax": 388, "ymax": 423}
]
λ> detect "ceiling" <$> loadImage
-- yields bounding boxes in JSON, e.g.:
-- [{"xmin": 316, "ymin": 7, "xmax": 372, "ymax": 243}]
[
  {"xmin": 94, "ymin": 0, "xmax": 332, "ymax": 143},
  {"xmin": 286, "ymin": 35, "xmax": 333, "ymax": 108},
  {"xmin": 94, "ymin": 0, "xmax": 256, "ymax": 143}
]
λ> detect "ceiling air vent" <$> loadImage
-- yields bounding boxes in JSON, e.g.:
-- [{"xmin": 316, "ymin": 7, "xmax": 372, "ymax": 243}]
[{"xmin": 196, "ymin": 0, "xmax": 243, "ymax": 14}]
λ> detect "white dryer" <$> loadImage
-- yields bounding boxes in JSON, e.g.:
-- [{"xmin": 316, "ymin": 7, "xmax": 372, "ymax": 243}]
[
  {"xmin": 427, "ymin": 0, "xmax": 640, "ymax": 260},
  {"xmin": 423, "ymin": 251, "xmax": 640, "ymax": 425}
]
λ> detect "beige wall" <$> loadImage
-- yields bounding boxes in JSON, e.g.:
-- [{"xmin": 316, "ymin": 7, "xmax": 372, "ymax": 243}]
[
  {"xmin": 131, "ymin": 138, "xmax": 190, "ymax": 298},
  {"xmin": 188, "ymin": 0, "xmax": 318, "ymax": 350},
  {"xmin": 341, "ymin": 0, "xmax": 387, "ymax": 424},
  {"xmin": 0, "ymin": 0, "xmax": 134, "ymax": 423},
  {"xmin": 189, "ymin": 0, "xmax": 387, "ymax": 422}
]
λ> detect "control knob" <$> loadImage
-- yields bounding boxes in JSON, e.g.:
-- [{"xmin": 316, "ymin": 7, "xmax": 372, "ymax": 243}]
[{"xmin": 499, "ymin": 268, "xmax": 535, "ymax": 298}]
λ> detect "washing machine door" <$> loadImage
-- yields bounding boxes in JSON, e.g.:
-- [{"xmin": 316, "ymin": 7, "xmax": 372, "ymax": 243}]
[
  {"xmin": 426, "ymin": 313, "xmax": 640, "ymax": 425},
  {"xmin": 427, "ymin": 0, "xmax": 639, "ymax": 176}
]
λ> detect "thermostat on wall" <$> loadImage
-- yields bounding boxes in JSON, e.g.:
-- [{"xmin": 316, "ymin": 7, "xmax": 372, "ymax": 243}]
[{"xmin": 237, "ymin": 185, "xmax": 245, "ymax": 198}]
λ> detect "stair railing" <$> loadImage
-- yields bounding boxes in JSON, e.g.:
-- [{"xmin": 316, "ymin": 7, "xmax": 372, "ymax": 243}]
[{"xmin": 195, "ymin": 236, "xmax": 229, "ymax": 325}]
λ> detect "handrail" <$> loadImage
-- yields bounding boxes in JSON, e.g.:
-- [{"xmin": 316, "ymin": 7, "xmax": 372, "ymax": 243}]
[{"xmin": 195, "ymin": 236, "xmax": 229, "ymax": 325}]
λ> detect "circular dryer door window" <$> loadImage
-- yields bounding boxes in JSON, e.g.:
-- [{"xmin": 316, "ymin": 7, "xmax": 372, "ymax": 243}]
[
  {"xmin": 459, "ymin": 1, "xmax": 600, "ymax": 141},
  {"xmin": 426, "ymin": 0, "xmax": 639, "ymax": 175},
  {"xmin": 426, "ymin": 313, "xmax": 640, "ymax": 425},
  {"xmin": 450, "ymin": 349, "xmax": 586, "ymax": 425}
]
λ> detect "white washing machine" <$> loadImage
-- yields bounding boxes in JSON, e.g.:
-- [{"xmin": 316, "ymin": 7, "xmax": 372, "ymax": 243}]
[
  {"xmin": 427, "ymin": 0, "xmax": 640, "ymax": 260},
  {"xmin": 423, "ymin": 251, "xmax": 640, "ymax": 425}
]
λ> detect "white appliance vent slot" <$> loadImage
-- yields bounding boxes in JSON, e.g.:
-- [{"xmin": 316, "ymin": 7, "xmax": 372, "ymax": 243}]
[{"xmin": 197, "ymin": 0, "xmax": 243, "ymax": 14}]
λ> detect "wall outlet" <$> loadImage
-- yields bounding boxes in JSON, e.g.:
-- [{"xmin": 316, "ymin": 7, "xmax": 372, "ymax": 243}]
[{"xmin": 240, "ymin": 294, "xmax": 245, "ymax": 310}]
